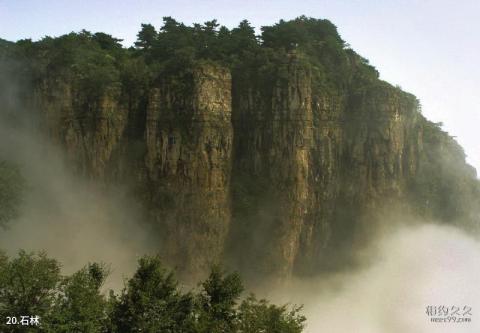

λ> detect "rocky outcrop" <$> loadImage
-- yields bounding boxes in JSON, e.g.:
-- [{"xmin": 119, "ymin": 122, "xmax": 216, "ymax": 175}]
[
  {"xmin": 27, "ymin": 56, "xmax": 479, "ymax": 283},
  {"xmin": 143, "ymin": 64, "xmax": 233, "ymax": 278},
  {"xmin": 34, "ymin": 79, "xmax": 129, "ymax": 178},
  {"xmin": 229, "ymin": 55, "xmax": 426, "ymax": 279},
  {"xmin": 229, "ymin": 53, "xmax": 479, "ymax": 281},
  {"xmin": 229, "ymin": 54, "xmax": 313, "ymax": 280}
]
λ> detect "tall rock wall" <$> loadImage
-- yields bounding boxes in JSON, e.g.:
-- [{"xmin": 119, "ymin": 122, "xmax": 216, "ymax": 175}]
[
  {"xmin": 144, "ymin": 64, "xmax": 233, "ymax": 278},
  {"xmin": 229, "ymin": 54, "xmax": 426, "ymax": 280},
  {"xmin": 34, "ymin": 79, "xmax": 129, "ymax": 178},
  {"xmin": 28, "ymin": 57, "xmax": 479, "ymax": 283}
]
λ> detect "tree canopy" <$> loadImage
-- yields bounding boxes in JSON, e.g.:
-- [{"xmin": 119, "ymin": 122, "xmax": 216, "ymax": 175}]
[
  {"xmin": 0, "ymin": 251, "xmax": 306, "ymax": 332},
  {"xmin": 0, "ymin": 16, "xmax": 380, "ymax": 96}
]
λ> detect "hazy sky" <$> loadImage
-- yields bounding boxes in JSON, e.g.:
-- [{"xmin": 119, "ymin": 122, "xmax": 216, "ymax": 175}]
[{"xmin": 1, "ymin": 0, "xmax": 479, "ymax": 173}]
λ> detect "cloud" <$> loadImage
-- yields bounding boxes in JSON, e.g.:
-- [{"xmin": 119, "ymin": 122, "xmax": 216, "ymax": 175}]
[
  {"xmin": 277, "ymin": 224, "xmax": 479, "ymax": 333},
  {"xmin": 0, "ymin": 112, "xmax": 157, "ymax": 291}
]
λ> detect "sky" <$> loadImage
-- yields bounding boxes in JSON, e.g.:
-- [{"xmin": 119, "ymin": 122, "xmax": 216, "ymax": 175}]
[{"xmin": 1, "ymin": 0, "xmax": 479, "ymax": 173}]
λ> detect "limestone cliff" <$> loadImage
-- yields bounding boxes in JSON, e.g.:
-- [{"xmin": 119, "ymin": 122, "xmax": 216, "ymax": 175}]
[
  {"xmin": 30, "ymin": 64, "xmax": 234, "ymax": 279},
  {"xmin": 1, "ymin": 19, "xmax": 479, "ymax": 283},
  {"xmin": 34, "ymin": 79, "xmax": 129, "ymax": 178},
  {"xmin": 228, "ymin": 54, "xmax": 428, "ymax": 279},
  {"xmin": 143, "ymin": 65, "xmax": 233, "ymax": 278}
]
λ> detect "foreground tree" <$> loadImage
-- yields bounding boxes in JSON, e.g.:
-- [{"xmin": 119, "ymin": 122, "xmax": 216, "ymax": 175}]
[
  {"xmin": 238, "ymin": 295, "xmax": 306, "ymax": 333},
  {"xmin": 0, "ymin": 250, "xmax": 61, "ymax": 332},
  {"xmin": 48, "ymin": 263, "xmax": 110, "ymax": 333},
  {"xmin": 0, "ymin": 251, "xmax": 306, "ymax": 332},
  {"xmin": 111, "ymin": 255, "xmax": 195, "ymax": 332},
  {"xmin": 196, "ymin": 266, "xmax": 244, "ymax": 333}
]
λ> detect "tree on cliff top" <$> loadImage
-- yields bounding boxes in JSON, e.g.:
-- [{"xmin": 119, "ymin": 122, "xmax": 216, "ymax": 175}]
[
  {"xmin": 2, "ymin": 15, "xmax": 377, "ymax": 91},
  {"xmin": 135, "ymin": 23, "xmax": 157, "ymax": 50}
]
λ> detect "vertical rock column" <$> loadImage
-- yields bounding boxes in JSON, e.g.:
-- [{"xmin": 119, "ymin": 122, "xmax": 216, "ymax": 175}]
[
  {"xmin": 267, "ymin": 57, "xmax": 313, "ymax": 279},
  {"xmin": 34, "ymin": 80, "xmax": 129, "ymax": 178},
  {"xmin": 294, "ymin": 92, "xmax": 346, "ymax": 275},
  {"xmin": 231, "ymin": 54, "xmax": 313, "ymax": 281},
  {"xmin": 336, "ymin": 83, "xmax": 421, "ymax": 249},
  {"xmin": 145, "ymin": 64, "xmax": 233, "ymax": 279}
]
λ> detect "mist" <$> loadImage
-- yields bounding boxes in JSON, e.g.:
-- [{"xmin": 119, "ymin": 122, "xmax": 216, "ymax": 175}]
[
  {"xmin": 3, "ymin": 120, "xmax": 479, "ymax": 331},
  {"xmin": 271, "ymin": 224, "xmax": 480, "ymax": 333},
  {"xmin": 0, "ymin": 115, "xmax": 157, "ymax": 290}
]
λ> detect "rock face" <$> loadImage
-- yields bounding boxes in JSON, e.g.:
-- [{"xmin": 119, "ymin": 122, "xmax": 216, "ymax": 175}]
[
  {"xmin": 33, "ymin": 64, "xmax": 234, "ymax": 279},
  {"xmin": 230, "ymin": 55, "xmax": 314, "ymax": 280},
  {"xmin": 228, "ymin": 54, "xmax": 427, "ymax": 280},
  {"xmin": 35, "ymin": 81, "xmax": 129, "ymax": 178},
  {"xmin": 143, "ymin": 65, "xmax": 233, "ymax": 278},
  {"xmin": 26, "ymin": 56, "xmax": 480, "ymax": 282}
]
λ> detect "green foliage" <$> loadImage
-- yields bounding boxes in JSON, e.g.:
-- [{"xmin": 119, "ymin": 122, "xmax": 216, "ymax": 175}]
[
  {"xmin": 48, "ymin": 263, "xmax": 110, "ymax": 333},
  {"xmin": 261, "ymin": 15, "xmax": 344, "ymax": 50},
  {"xmin": 4, "ymin": 15, "xmax": 384, "ymax": 105},
  {"xmin": 111, "ymin": 255, "xmax": 195, "ymax": 332},
  {"xmin": 0, "ymin": 252, "xmax": 112, "ymax": 333},
  {"xmin": 92, "ymin": 33, "xmax": 123, "ymax": 52},
  {"xmin": 10, "ymin": 31, "xmax": 122, "ymax": 100},
  {"xmin": 0, "ymin": 250, "xmax": 61, "ymax": 331},
  {"xmin": 238, "ymin": 295, "xmax": 306, "ymax": 333},
  {"xmin": 0, "ymin": 39, "xmax": 15, "ymax": 58},
  {"xmin": 0, "ymin": 252, "xmax": 306, "ymax": 332},
  {"xmin": 196, "ymin": 266, "xmax": 244, "ymax": 333},
  {"xmin": 135, "ymin": 23, "xmax": 157, "ymax": 50},
  {"xmin": 0, "ymin": 161, "xmax": 25, "ymax": 229},
  {"xmin": 260, "ymin": 16, "xmax": 350, "ymax": 91}
]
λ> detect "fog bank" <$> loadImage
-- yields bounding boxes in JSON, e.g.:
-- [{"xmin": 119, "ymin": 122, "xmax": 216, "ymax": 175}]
[
  {"xmin": 278, "ymin": 224, "xmax": 480, "ymax": 333},
  {"xmin": 0, "ymin": 120, "xmax": 157, "ymax": 290}
]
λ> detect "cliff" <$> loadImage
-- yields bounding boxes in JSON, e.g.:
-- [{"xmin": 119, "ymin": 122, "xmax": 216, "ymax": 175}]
[{"xmin": 1, "ymin": 18, "xmax": 479, "ymax": 282}]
